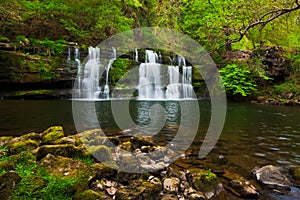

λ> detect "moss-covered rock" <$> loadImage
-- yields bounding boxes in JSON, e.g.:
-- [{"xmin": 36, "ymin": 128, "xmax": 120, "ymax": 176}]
[
  {"xmin": 115, "ymin": 187, "xmax": 144, "ymax": 200},
  {"xmin": 88, "ymin": 145, "xmax": 112, "ymax": 162},
  {"xmin": 91, "ymin": 162, "xmax": 118, "ymax": 179},
  {"xmin": 188, "ymin": 169, "xmax": 218, "ymax": 193},
  {"xmin": 0, "ymin": 171, "xmax": 22, "ymax": 199},
  {"xmin": 36, "ymin": 144, "xmax": 85, "ymax": 160},
  {"xmin": 73, "ymin": 189, "xmax": 111, "ymax": 200},
  {"xmin": 40, "ymin": 154, "xmax": 88, "ymax": 177},
  {"xmin": 8, "ymin": 139, "xmax": 39, "ymax": 155},
  {"xmin": 20, "ymin": 132, "xmax": 41, "ymax": 140},
  {"xmin": 0, "ymin": 136, "xmax": 13, "ymax": 146},
  {"xmin": 41, "ymin": 126, "xmax": 64, "ymax": 144}
]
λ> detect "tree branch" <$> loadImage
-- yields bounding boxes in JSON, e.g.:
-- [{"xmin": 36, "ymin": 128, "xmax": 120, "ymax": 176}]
[{"xmin": 210, "ymin": 2, "xmax": 300, "ymax": 54}]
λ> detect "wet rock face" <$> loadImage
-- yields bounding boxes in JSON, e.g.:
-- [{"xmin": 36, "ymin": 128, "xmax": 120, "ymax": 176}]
[
  {"xmin": 221, "ymin": 170, "xmax": 259, "ymax": 198},
  {"xmin": 252, "ymin": 165, "xmax": 291, "ymax": 190}
]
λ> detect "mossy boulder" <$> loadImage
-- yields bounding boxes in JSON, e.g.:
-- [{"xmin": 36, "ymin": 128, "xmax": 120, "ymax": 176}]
[
  {"xmin": 0, "ymin": 136, "xmax": 13, "ymax": 146},
  {"xmin": 91, "ymin": 162, "xmax": 118, "ymax": 179},
  {"xmin": 36, "ymin": 144, "xmax": 85, "ymax": 160},
  {"xmin": 20, "ymin": 132, "xmax": 41, "ymax": 140},
  {"xmin": 55, "ymin": 136, "xmax": 82, "ymax": 146},
  {"xmin": 41, "ymin": 126, "xmax": 64, "ymax": 144},
  {"xmin": 73, "ymin": 189, "xmax": 110, "ymax": 200},
  {"xmin": 115, "ymin": 180, "xmax": 161, "ymax": 200},
  {"xmin": 8, "ymin": 139, "xmax": 39, "ymax": 155},
  {"xmin": 40, "ymin": 154, "xmax": 88, "ymax": 177},
  {"xmin": 88, "ymin": 145, "xmax": 112, "ymax": 162},
  {"xmin": 188, "ymin": 169, "xmax": 218, "ymax": 193},
  {"xmin": 0, "ymin": 171, "xmax": 22, "ymax": 199}
]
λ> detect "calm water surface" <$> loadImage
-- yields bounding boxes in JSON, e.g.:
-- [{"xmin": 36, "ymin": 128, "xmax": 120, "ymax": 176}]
[{"xmin": 0, "ymin": 100, "xmax": 300, "ymax": 175}]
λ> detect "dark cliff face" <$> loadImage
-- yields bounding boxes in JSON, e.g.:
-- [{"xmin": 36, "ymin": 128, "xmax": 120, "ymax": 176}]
[{"xmin": 0, "ymin": 47, "xmax": 78, "ymax": 99}]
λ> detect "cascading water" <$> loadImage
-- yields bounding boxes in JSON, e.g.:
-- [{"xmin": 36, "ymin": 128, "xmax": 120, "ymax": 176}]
[
  {"xmin": 166, "ymin": 66, "xmax": 180, "ymax": 99},
  {"xmin": 74, "ymin": 48, "xmax": 195, "ymax": 100},
  {"xmin": 182, "ymin": 65, "xmax": 193, "ymax": 99},
  {"xmin": 80, "ymin": 47, "xmax": 101, "ymax": 99},
  {"xmin": 138, "ymin": 50, "xmax": 164, "ymax": 99},
  {"xmin": 135, "ymin": 49, "xmax": 138, "ymax": 62},
  {"xmin": 103, "ymin": 47, "xmax": 116, "ymax": 99}
]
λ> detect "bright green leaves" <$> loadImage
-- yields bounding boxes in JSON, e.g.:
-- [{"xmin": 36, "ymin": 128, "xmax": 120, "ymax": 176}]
[{"xmin": 219, "ymin": 64, "xmax": 257, "ymax": 97}]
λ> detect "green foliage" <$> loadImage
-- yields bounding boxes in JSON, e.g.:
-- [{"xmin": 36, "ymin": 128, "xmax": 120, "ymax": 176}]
[
  {"xmin": 219, "ymin": 63, "xmax": 257, "ymax": 96},
  {"xmin": 13, "ymin": 161, "xmax": 76, "ymax": 200}
]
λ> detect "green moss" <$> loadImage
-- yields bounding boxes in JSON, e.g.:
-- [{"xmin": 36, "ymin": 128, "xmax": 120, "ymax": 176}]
[
  {"xmin": 20, "ymin": 132, "xmax": 41, "ymax": 140},
  {"xmin": 36, "ymin": 144, "xmax": 85, "ymax": 160},
  {"xmin": 189, "ymin": 168, "xmax": 218, "ymax": 192},
  {"xmin": 73, "ymin": 189, "xmax": 108, "ymax": 200},
  {"xmin": 42, "ymin": 126, "xmax": 64, "ymax": 143},
  {"xmin": 9, "ymin": 139, "xmax": 39, "ymax": 155},
  {"xmin": 88, "ymin": 145, "xmax": 112, "ymax": 162}
]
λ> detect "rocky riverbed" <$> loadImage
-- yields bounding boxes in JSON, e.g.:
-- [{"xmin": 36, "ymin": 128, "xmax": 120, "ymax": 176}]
[{"xmin": 0, "ymin": 126, "xmax": 300, "ymax": 199}]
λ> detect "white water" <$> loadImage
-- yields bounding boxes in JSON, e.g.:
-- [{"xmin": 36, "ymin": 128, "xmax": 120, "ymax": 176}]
[
  {"xmin": 166, "ymin": 66, "xmax": 180, "ymax": 99},
  {"xmin": 138, "ymin": 50, "xmax": 164, "ymax": 99},
  {"xmin": 182, "ymin": 66, "xmax": 193, "ymax": 99},
  {"xmin": 80, "ymin": 47, "xmax": 101, "ymax": 99},
  {"xmin": 103, "ymin": 47, "xmax": 116, "ymax": 99}
]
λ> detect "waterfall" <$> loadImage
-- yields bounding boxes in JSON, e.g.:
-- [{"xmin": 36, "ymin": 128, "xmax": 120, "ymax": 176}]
[
  {"xmin": 80, "ymin": 47, "xmax": 101, "ymax": 99},
  {"xmin": 135, "ymin": 49, "xmax": 138, "ymax": 62},
  {"xmin": 166, "ymin": 66, "xmax": 180, "ymax": 99},
  {"xmin": 67, "ymin": 46, "xmax": 71, "ymax": 62},
  {"xmin": 138, "ymin": 50, "xmax": 164, "ymax": 99},
  {"xmin": 182, "ymin": 65, "xmax": 193, "ymax": 99},
  {"xmin": 103, "ymin": 47, "xmax": 116, "ymax": 99}
]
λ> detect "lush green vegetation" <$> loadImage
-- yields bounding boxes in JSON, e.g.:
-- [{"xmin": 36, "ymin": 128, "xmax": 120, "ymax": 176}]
[{"xmin": 0, "ymin": 0, "xmax": 299, "ymax": 100}]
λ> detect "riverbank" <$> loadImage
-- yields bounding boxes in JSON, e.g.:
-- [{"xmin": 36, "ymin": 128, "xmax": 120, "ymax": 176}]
[{"xmin": 1, "ymin": 126, "xmax": 300, "ymax": 199}]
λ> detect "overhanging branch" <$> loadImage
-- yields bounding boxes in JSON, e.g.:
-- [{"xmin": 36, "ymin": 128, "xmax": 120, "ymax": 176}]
[{"xmin": 211, "ymin": 1, "xmax": 300, "ymax": 54}]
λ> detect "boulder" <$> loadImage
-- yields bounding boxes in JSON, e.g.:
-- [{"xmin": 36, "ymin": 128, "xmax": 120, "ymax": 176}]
[
  {"xmin": 163, "ymin": 177, "xmax": 180, "ymax": 193},
  {"xmin": 91, "ymin": 162, "xmax": 118, "ymax": 179},
  {"xmin": 252, "ymin": 165, "xmax": 291, "ymax": 190},
  {"xmin": 41, "ymin": 126, "xmax": 64, "ymax": 144},
  {"xmin": 0, "ymin": 171, "xmax": 22, "ymax": 199},
  {"xmin": 222, "ymin": 170, "xmax": 259, "ymax": 198},
  {"xmin": 73, "ymin": 189, "xmax": 111, "ymax": 200},
  {"xmin": 40, "ymin": 154, "xmax": 88, "ymax": 177},
  {"xmin": 0, "ymin": 136, "xmax": 13, "ymax": 146},
  {"xmin": 115, "ymin": 181, "xmax": 161, "ymax": 200},
  {"xmin": 188, "ymin": 169, "xmax": 218, "ymax": 193},
  {"xmin": 36, "ymin": 144, "xmax": 86, "ymax": 160},
  {"xmin": 8, "ymin": 139, "xmax": 39, "ymax": 154},
  {"xmin": 20, "ymin": 132, "xmax": 41, "ymax": 140},
  {"xmin": 160, "ymin": 194, "xmax": 178, "ymax": 200},
  {"xmin": 87, "ymin": 145, "xmax": 113, "ymax": 162}
]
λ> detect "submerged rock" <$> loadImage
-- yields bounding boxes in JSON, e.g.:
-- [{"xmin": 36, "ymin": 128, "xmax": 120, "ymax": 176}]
[
  {"xmin": 252, "ymin": 165, "xmax": 291, "ymax": 190},
  {"xmin": 222, "ymin": 170, "xmax": 259, "ymax": 198}
]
